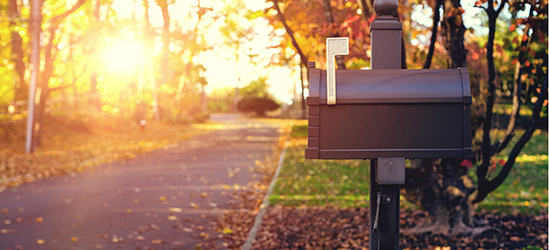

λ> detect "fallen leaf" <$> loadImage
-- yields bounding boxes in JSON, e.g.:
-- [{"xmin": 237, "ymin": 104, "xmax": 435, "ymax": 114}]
[
  {"xmin": 183, "ymin": 227, "xmax": 193, "ymax": 232},
  {"xmin": 126, "ymin": 208, "xmax": 132, "ymax": 213},
  {"xmin": 70, "ymin": 237, "xmax": 78, "ymax": 242},
  {"xmin": 169, "ymin": 207, "xmax": 182, "ymax": 213},
  {"xmin": 4, "ymin": 220, "xmax": 11, "ymax": 225},
  {"xmin": 200, "ymin": 192, "xmax": 208, "ymax": 198},
  {"xmin": 159, "ymin": 196, "xmax": 167, "ymax": 202},
  {"xmin": 151, "ymin": 239, "xmax": 164, "ymax": 244},
  {"xmin": 35, "ymin": 217, "xmax": 43, "ymax": 223},
  {"xmin": 2, "ymin": 208, "xmax": 8, "ymax": 214},
  {"xmin": 222, "ymin": 228, "xmax": 233, "ymax": 234},
  {"xmin": 168, "ymin": 215, "xmax": 177, "ymax": 221},
  {"xmin": 15, "ymin": 217, "xmax": 24, "ymax": 223},
  {"xmin": 199, "ymin": 232, "xmax": 209, "ymax": 239},
  {"xmin": 136, "ymin": 235, "xmax": 145, "ymax": 241},
  {"xmin": 37, "ymin": 239, "xmax": 45, "ymax": 245},
  {"xmin": 190, "ymin": 202, "xmax": 199, "ymax": 209}
]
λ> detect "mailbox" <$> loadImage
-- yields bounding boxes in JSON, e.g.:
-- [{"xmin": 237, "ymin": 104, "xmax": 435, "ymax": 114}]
[{"xmin": 305, "ymin": 65, "xmax": 472, "ymax": 159}]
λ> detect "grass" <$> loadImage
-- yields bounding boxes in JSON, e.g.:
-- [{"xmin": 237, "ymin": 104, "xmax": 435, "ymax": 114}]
[
  {"xmin": 271, "ymin": 122, "xmax": 371, "ymax": 208},
  {"xmin": 271, "ymin": 124, "xmax": 548, "ymax": 215},
  {"xmin": 0, "ymin": 118, "xmax": 212, "ymax": 191},
  {"xmin": 479, "ymin": 129, "xmax": 548, "ymax": 214}
]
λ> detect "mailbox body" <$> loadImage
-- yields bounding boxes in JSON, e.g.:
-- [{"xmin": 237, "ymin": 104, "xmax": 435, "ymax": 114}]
[{"xmin": 305, "ymin": 68, "xmax": 472, "ymax": 159}]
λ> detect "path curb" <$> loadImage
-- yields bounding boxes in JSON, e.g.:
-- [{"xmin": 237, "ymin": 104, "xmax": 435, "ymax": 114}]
[{"xmin": 241, "ymin": 140, "xmax": 288, "ymax": 250}]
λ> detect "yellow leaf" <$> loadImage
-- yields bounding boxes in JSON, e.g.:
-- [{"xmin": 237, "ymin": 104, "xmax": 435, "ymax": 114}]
[
  {"xmin": 169, "ymin": 207, "xmax": 182, "ymax": 213},
  {"xmin": 189, "ymin": 202, "xmax": 199, "ymax": 209},
  {"xmin": 199, "ymin": 232, "xmax": 209, "ymax": 239},
  {"xmin": 134, "ymin": 199, "xmax": 139, "ymax": 204},
  {"xmin": 136, "ymin": 235, "xmax": 145, "ymax": 241},
  {"xmin": 126, "ymin": 209, "xmax": 132, "ymax": 213},
  {"xmin": 35, "ymin": 217, "xmax": 43, "ymax": 223},
  {"xmin": 37, "ymin": 239, "xmax": 45, "ymax": 245},
  {"xmin": 70, "ymin": 237, "xmax": 78, "ymax": 242},
  {"xmin": 159, "ymin": 196, "xmax": 166, "ymax": 202},
  {"xmin": 2, "ymin": 208, "xmax": 8, "ymax": 214},
  {"xmin": 151, "ymin": 239, "xmax": 164, "ymax": 244},
  {"xmin": 222, "ymin": 228, "xmax": 233, "ymax": 234},
  {"xmin": 200, "ymin": 192, "xmax": 208, "ymax": 198}
]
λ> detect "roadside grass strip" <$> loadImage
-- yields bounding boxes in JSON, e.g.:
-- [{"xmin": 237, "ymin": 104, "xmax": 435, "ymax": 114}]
[{"xmin": 272, "ymin": 124, "xmax": 548, "ymax": 215}]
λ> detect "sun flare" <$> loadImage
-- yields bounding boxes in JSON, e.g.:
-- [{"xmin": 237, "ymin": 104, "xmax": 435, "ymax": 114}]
[{"xmin": 103, "ymin": 41, "xmax": 146, "ymax": 73}]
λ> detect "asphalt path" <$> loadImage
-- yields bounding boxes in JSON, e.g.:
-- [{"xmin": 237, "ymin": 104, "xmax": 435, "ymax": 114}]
[{"xmin": 0, "ymin": 114, "xmax": 284, "ymax": 250}]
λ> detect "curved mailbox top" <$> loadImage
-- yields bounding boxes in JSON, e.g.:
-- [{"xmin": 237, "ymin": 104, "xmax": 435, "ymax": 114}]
[{"xmin": 308, "ymin": 68, "xmax": 471, "ymax": 105}]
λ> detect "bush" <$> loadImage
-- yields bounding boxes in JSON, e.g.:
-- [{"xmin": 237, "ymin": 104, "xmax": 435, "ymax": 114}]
[{"xmin": 237, "ymin": 97, "xmax": 280, "ymax": 117}]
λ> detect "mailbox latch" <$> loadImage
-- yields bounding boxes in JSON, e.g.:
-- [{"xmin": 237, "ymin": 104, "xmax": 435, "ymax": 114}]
[{"xmin": 372, "ymin": 193, "xmax": 392, "ymax": 232}]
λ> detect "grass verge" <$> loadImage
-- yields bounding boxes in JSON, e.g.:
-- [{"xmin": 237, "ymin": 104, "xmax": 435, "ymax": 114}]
[
  {"xmin": 0, "ymin": 119, "xmax": 212, "ymax": 191},
  {"xmin": 271, "ymin": 124, "xmax": 548, "ymax": 215}
]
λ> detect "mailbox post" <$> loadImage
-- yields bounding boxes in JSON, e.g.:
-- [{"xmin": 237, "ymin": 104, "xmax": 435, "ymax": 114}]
[
  {"xmin": 370, "ymin": 2, "xmax": 402, "ymax": 250},
  {"xmin": 305, "ymin": 0, "xmax": 472, "ymax": 249}
]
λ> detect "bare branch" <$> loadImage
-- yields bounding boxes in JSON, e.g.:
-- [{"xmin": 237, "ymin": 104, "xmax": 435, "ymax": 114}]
[
  {"xmin": 49, "ymin": 0, "xmax": 86, "ymax": 25},
  {"xmin": 474, "ymin": 78, "xmax": 548, "ymax": 203},
  {"xmin": 272, "ymin": 0, "xmax": 309, "ymax": 67}
]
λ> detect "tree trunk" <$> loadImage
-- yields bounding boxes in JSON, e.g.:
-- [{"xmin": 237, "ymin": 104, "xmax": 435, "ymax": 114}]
[
  {"xmin": 8, "ymin": 0, "xmax": 27, "ymax": 102},
  {"xmin": 423, "ymin": 0, "xmax": 443, "ymax": 69},
  {"xmin": 440, "ymin": 0, "xmax": 467, "ymax": 68},
  {"xmin": 158, "ymin": 0, "xmax": 170, "ymax": 85},
  {"xmin": 143, "ymin": 0, "xmax": 160, "ymax": 121},
  {"xmin": 402, "ymin": 159, "xmax": 492, "ymax": 235},
  {"xmin": 89, "ymin": 0, "xmax": 101, "ymax": 109}
]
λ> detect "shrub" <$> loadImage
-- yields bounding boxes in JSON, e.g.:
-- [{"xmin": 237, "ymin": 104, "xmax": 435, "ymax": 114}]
[{"xmin": 237, "ymin": 97, "xmax": 280, "ymax": 117}]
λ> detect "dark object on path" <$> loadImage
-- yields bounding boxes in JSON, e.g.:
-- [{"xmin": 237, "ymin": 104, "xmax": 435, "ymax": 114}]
[{"xmin": 237, "ymin": 97, "xmax": 280, "ymax": 117}]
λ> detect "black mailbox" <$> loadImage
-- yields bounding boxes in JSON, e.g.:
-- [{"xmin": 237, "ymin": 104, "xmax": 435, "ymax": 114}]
[{"xmin": 305, "ymin": 66, "xmax": 472, "ymax": 159}]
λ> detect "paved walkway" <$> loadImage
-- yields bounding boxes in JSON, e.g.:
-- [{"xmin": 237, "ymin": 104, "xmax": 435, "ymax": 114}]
[{"xmin": 0, "ymin": 114, "xmax": 285, "ymax": 250}]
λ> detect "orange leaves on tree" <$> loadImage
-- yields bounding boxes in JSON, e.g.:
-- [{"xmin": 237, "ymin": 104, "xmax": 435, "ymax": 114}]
[
  {"xmin": 474, "ymin": 0, "xmax": 488, "ymax": 7},
  {"xmin": 472, "ymin": 52, "xmax": 480, "ymax": 60}
]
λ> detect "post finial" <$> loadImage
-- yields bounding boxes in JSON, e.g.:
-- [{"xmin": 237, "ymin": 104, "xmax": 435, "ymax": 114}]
[{"xmin": 373, "ymin": 0, "xmax": 398, "ymax": 16}]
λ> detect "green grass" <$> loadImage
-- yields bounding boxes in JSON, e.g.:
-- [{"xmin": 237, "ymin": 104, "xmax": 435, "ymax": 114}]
[
  {"xmin": 271, "ymin": 125, "xmax": 370, "ymax": 208},
  {"xmin": 272, "ymin": 124, "xmax": 548, "ymax": 215},
  {"xmin": 477, "ymin": 129, "xmax": 548, "ymax": 214}
]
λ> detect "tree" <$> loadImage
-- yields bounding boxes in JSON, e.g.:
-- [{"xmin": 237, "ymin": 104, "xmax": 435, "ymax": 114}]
[
  {"xmin": 403, "ymin": 0, "xmax": 547, "ymax": 235},
  {"xmin": 32, "ymin": 0, "xmax": 86, "ymax": 147}
]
